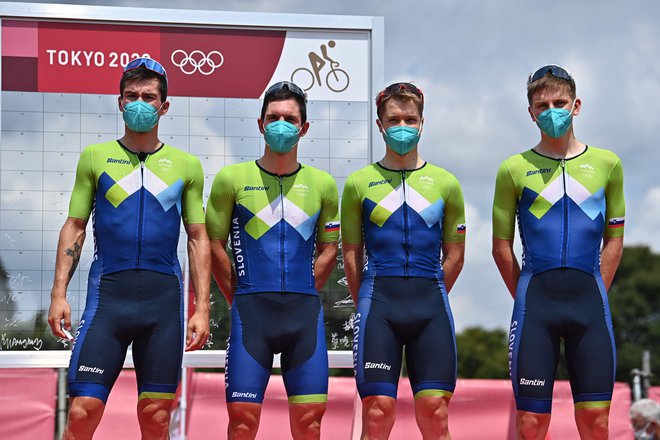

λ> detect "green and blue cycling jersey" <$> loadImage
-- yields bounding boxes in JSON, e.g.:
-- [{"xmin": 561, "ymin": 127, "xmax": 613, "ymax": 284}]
[
  {"xmin": 492, "ymin": 146, "xmax": 625, "ymax": 276},
  {"xmin": 68, "ymin": 140, "xmax": 205, "ymax": 277},
  {"xmin": 205, "ymin": 161, "xmax": 339, "ymax": 296},
  {"xmin": 341, "ymin": 162, "xmax": 466, "ymax": 283}
]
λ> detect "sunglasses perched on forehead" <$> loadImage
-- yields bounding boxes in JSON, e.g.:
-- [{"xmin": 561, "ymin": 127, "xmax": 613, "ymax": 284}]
[
  {"xmin": 528, "ymin": 65, "xmax": 574, "ymax": 85},
  {"xmin": 123, "ymin": 57, "xmax": 168, "ymax": 80},
  {"xmin": 376, "ymin": 82, "xmax": 424, "ymax": 107},
  {"xmin": 264, "ymin": 81, "xmax": 307, "ymax": 102}
]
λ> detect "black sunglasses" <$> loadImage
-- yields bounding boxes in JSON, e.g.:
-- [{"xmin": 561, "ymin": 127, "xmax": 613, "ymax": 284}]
[
  {"xmin": 265, "ymin": 81, "xmax": 307, "ymax": 102},
  {"xmin": 528, "ymin": 64, "xmax": 574, "ymax": 85},
  {"xmin": 376, "ymin": 82, "xmax": 424, "ymax": 107}
]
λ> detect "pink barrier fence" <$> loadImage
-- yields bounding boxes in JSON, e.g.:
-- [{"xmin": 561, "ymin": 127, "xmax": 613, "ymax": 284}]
[
  {"xmin": 0, "ymin": 369, "xmax": 57, "ymax": 440},
  {"xmin": 546, "ymin": 381, "xmax": 632, "ymax": 440},
  {"xmin": 186, "ymin": 375, "xmax": 635, "ymax": 439},
  {"xmin": 186, "ymin": 373, "xmax": 356, "ymax": 439},
  {"xmin": 0, "ymin": 370, "xmax": 639, "ymax": 439},
  {"xmin": 95, "ymin": 370, "xmax": 141, "ymax": 438}
]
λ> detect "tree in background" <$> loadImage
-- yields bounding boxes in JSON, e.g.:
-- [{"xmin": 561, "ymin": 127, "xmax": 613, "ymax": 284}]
[
  {"xmin": 609, "ymin": 245, "xmax": 660, "ymax": 384},
  {"xmin": 456, "ymin": 326, "xmax": 509, "ymax": 379}
]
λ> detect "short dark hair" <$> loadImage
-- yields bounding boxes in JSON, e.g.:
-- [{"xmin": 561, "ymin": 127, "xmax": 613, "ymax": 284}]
[
  {"xmin": 120, "ymin": 67, "xmax": 168, "ymax": 102},
  {"xmin": 260, "ymin": 88, "xmax": 307, "ymax": 123},
  {"xmin": 527, "ymin": 72, "xmax": 576, "ymax": 105}
]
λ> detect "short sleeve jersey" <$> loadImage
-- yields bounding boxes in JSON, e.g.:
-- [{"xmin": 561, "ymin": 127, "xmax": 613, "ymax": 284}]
[
  {"xmin": 341, "ymin": 162, "xmax": 466, "ymax": 280},
  {"xmin": 69, "ymin": 141, "xmax": 205, "ymax": 276},
  {"xmin": 205, "ymin": 161, "xmax": 339, "ymax": 296},
  {"xmin": 492, "ymin": 146, "xmax": 625, "ymax": 275}
]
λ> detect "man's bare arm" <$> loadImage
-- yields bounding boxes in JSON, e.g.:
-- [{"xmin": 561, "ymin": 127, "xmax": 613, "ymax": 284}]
[
  {"xmin": 210, "ymin": 239, "xmax": 236, "ymax": 305},
  {"xmin": 492, "ymin": 237, "xmax": 520, "ymax": 299},
  {"xmin": 342, "ymin": 242, "xmax": 364, "ymax": 305},
  {"xmin": 315, "ymin": 241, "xmax": 339, "ymax": 292},
  {"xmin": 184, "ymin": 223, "xmax": 211, "ymax": 351},
  {"xmin": 441, "ymin": 241, "xmax": 465, "ymax": 293},
  {"xmin": 601, "ymin": 236, "xmax": 623, "ymax": 291},
  {"xmin": 48, "ymin": 217, "xmax": 87, "ymax": 339}
]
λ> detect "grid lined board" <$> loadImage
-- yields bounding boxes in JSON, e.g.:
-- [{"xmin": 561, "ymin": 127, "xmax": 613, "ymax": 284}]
[{"xmin": 0, "ymin": 91, "xmax": 368, "ymax": 351}]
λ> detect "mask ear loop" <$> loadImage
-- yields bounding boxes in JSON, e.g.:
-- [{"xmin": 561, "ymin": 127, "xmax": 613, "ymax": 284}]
[
  {"xmin": 568, "ymin": 98, "xmax": 577, "ymax": 116},
  {"xmin": 154, "ymin": 101, "xmax": 166, "ymax": 115}
]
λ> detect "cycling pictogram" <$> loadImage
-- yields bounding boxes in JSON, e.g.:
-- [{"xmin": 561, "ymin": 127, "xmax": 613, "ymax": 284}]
[{"xmin": 291, "ymin": 40, "xmax": 350, "ymax": 93}]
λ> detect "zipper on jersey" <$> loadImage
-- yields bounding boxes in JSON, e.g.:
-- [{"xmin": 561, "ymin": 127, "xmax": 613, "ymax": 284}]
[
  {"xmin": 560, "ymin": 159, "xmax": 568, "ymax": 268},
  {"xmin": 279, "ymin": 176, "xmax": 285, "ymax": 292},
  {"xmin": 401, "ymin": 170, "xmax": 410, "ymax": 277},
  {"xmin": 137, "ymin": 157, "xmax": 146, "ymax": 268}
]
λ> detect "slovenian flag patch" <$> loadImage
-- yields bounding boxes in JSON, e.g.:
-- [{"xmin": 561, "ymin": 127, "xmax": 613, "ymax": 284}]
[
  {"xmin": 608, "ymin": 217, "xmax": 625, "ymax": 228},
  {"xmin": 325, "ymin": 221, "xmax": 340, "ymax": 232},
  {"xmin": 457, "ymin": 224, "xmax": 467, "ymax": 234}
]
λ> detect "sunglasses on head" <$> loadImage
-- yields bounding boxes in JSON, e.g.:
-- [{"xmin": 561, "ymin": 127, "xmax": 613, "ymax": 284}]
[
  {"xmin": 265, "ymin": 81, "xmax": 307, "ymax": 102},
  {"xmin": 376, "ymin": 82, "xmax": 424, "ymax": 107},
  {"xmin": 123, "ymin": 57, "xmax": 168, "ymax": 81},
  {"xmin": 528, "ymin": 64, "xmax": 574, "ymax": 85}
]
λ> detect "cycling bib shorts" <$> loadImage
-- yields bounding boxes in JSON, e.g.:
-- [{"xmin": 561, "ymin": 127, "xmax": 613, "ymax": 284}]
[{"xmin": 224, "ymin": 293, "xmax": 328, "ymax": 404}]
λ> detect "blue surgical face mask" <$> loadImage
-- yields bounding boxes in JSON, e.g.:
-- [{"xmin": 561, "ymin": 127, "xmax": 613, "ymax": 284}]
[
  {"xmin": 264, "ymin": 120, "xmax": 301, "ymax": 153},
  {"xmin": 534, "ymin": 100, "xmax": 575, "ymax": 139},
  {"xmin": 382, "ymin": 124, "xmax": 421, "ymax": 155},
  {"xmin": 122, "ymin": 100, "xmax": 163, "ymax": 133}
]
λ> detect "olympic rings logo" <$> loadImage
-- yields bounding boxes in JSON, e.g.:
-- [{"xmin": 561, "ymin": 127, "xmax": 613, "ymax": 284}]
[{"xmin": 170, "ymin": 50, "xmax": 224, "ymax": 75}]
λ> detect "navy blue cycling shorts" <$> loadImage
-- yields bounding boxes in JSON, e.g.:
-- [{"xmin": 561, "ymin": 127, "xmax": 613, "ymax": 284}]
[
  {"xmin": 509, "ymin": 268, "xmax": 616, "ymax": 413},
  {"xmin": 68, "ymin": 269, "xmax": 184, "ymax": 403},
  {"xmin": 353, "ymin": 277, "xmax": 456, "ymax": 400},
  {"xmin": 225, "ymin": 293, "xmax": 328, "ymax": 404}
]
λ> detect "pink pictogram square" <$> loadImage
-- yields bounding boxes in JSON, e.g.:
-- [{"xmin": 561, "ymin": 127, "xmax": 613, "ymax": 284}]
[{"xmin": 2, "ymin": 20, "xmax": 38, "ymax": 57}]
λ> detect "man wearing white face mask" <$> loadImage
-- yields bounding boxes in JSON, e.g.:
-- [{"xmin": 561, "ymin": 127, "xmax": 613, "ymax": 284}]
[
  {"xmin": 341, "ymin": 82, "xmax": 466, "ymax": 439},
  {"xmin": 493, "ymin": 64, "xmax": 626, "ymax": 440},
  {"xmin": 47, "ymin": 57, "xmax": 211, "ymax": 439},
  {"xmin": 206, "ymin": 81, "xmax": 339, "ymax": 440}
]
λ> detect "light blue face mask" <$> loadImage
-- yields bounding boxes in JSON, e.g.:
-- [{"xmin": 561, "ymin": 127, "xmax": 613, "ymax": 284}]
[
  {"xmin": 264, "ymin": 120, "xmax": 301, "ymax": 153},
  {"xmin": 535, "ymin": 101, "xmax": 575, "ymax": 138},
  {"xmin": 122, "ymin": 100, "xmax": 162, "ymax": 133},
  {"xmin": 382, "ymin": 125, "xmax": 421, "ymax": 155}
]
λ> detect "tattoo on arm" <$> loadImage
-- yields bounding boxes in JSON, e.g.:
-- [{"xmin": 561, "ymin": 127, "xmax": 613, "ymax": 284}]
[{"xmin": 65, "ymin": 242, "xmax": 82, "ymax": 280}]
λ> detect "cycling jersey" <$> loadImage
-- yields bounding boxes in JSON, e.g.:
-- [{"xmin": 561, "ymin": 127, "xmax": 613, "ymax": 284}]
[
  {"xmin": 342, "ymin": 161, "xmax": 463, "ymax": 401},
  {"xmin": 69, "ymin": 140, "xmax": 205, "ymax": 277},
  {"xmin": 493, "ymin": 145, "xmax": 624, "ymax": 414},
  {"xmin": 66, "ymin": 140, "xmax": 203, "ymax": 402},
  {"xmin": 493, "ymin": 146, "xmax": 625, "ymax": 275},
  {"xmin": 341, "ymin": 162, "xmax": 466, "ymax": 283},
  {"xmin": 205, "ymin": 161, "xmax": 339, "ymax": 296}
]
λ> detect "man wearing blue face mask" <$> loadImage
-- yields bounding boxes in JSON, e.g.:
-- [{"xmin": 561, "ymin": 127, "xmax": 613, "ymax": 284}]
[
  {"xmin": 206, "ymin": 81, "xmax": 339, "ymax": 439},
  {"xmin": 47, "ymin": 57, "xmax": 211, "ymax": 440},
  {"xmin": 493, "ymin": 64, "xmax": 625, "ymax": 440},
  {"xmin": 341, "ymin": 82, "xmax": 466, "ymax": 439}
]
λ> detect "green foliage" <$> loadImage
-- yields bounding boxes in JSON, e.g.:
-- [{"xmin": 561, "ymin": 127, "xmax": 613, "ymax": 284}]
[
  {"xmin": 456, "ymin": 326, "xmax": 509, "ymax": 379},
  {"xmin": 609, "ymin": 246, "xmax": 660, "ymax": 384}
]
